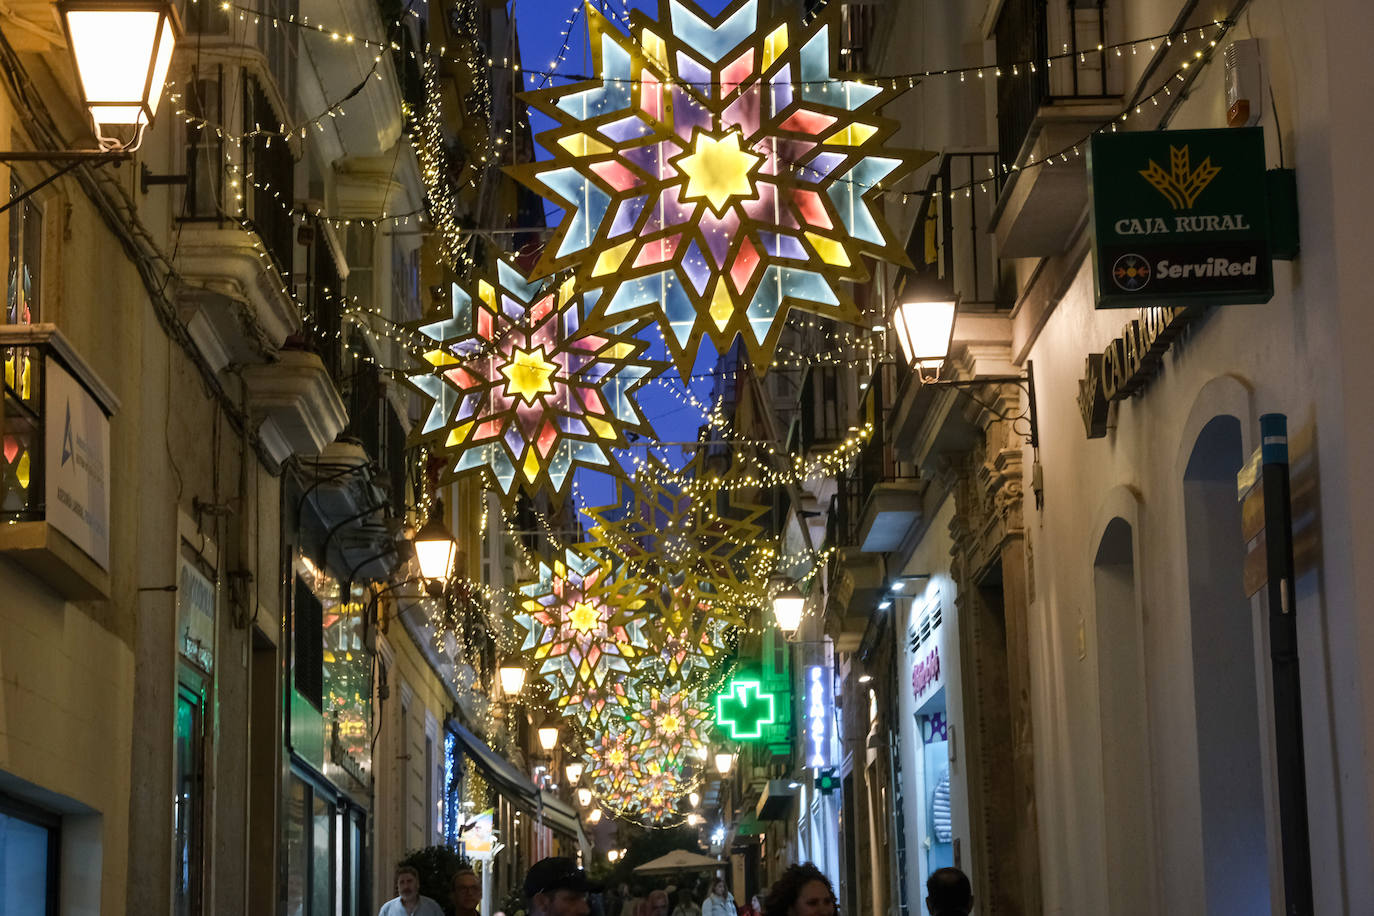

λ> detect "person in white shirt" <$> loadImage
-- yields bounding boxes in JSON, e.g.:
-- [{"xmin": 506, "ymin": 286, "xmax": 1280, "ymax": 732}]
[{"xmin": 378, "ymin": 865, "xmax": 446, "ymax": 916}]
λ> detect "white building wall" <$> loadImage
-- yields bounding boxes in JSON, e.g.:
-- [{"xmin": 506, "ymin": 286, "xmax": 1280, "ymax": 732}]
[{"xmin": 1020, "ymin": 0, "xmax": 1374, "ymax": 911}]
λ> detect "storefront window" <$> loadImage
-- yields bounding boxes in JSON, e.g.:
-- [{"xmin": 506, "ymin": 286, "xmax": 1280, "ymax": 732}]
[
  {"xmin": 6, "ymin": 175, "xmax": 41, "ymax": 325},
  {"xmin": 286, "ymin": 771, "xmax": 339, "ymax": 916},
  {"xmin": 174, "ymin": 681, "xmax": 207, "ymax": 916},
  {"xmin": 0, "ymin": 795, "xmax": 59, "ymax": 916},
  {"xmin": 294, "ymin": 554, "xmax": 373, "ymax": 784}
]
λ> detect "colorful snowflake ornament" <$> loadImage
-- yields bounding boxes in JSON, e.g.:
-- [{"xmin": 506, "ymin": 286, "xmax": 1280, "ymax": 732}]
[
  {"xmin": 511, "ymin": 0, "xmax": 933, "ymax": 376},
  {"xmin": 628, "ymin": 685, "xmax": 714, "ymax": 770},
  {"xmin": 405, "ymin": 257, "xmax": 664, "ymax": 502},
  {"xmin": 513, "ymin": 549, "xmax": 650, "ymax": 722}
]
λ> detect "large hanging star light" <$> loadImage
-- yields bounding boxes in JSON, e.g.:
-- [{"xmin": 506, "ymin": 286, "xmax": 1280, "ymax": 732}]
[
  {"xmin": 627, "ymin": 685, "xmax": 714, "ymax": 770},
  {"xmin": 405, "ymin": 257, "xmax": 664, "ymax": 502},
  {"xmin": 510, "ymin": 0, "xmax": 933, "ymax": 376},
  {"xmin": 581, "ymin": 452, "xmax": 776, "ymax": 624},
  {"xmin": 512, "ymin": 549, "xmax": 649, "ymax": 722}
]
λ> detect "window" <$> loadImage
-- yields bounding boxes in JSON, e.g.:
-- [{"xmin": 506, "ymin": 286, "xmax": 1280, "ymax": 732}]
[
  {"xmin": 6, "ymin": 175, "xmax": 41, "ymax": 324},
  {"xmin": 174, "ymin": 682, "xmax": 207, "ymax": 916},
  {"xmin": 0, "ymin": 794, "xmax": 60, "ymax": 916},
  {"xmin": 285, "ymin": 773, "xmax": 337, "ymax": 916},
  {"xmin": 294, "ymin": 575, "xmax": 324, "ymax": 711},
  {"xmin": 182, "ymin": 71, "xmax": 224, "ymax": 220}
]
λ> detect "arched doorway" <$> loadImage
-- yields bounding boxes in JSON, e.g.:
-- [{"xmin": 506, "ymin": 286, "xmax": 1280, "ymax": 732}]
[
  {"xmin": 1093, "ymin": 516, "xmax": 1154, "ymax": 914},
  {"xmin": 1183, "ymin": 415, "xmax": 1271, "ymax": 913}
]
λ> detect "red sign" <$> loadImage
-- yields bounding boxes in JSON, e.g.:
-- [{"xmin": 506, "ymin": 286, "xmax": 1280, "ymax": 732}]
[{"xmin": 913, "ymin": 646, "xmax": 940, "ymax": 700}]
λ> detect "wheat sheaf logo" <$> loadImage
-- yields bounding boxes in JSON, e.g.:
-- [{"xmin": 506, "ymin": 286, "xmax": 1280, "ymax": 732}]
[{"xmin": 1139, "ymin": 145, "xmax": 1221, "ymax": 209}]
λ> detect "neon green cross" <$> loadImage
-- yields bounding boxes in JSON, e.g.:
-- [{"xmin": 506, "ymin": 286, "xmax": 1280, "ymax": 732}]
[{"xmin": 715, "ymin": 680, "xmax": 777, "ymax": 740}]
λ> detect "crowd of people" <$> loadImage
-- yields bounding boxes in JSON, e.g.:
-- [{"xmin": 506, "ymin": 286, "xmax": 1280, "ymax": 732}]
[{"xmin": 377, "ymin": 856, "xmax": 975, "ymax": 916}]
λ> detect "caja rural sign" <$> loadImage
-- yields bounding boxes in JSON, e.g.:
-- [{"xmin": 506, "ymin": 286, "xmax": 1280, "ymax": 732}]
[{"xmin": 1089, "ymin": 127, "xmax": 1273, "ymax": 309}]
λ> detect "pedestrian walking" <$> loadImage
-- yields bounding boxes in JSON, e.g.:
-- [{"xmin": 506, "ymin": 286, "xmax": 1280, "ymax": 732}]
[
  {"xmin": 702, "ymin": 878, "xmax": 736, "ymax": 916},
  {"xmin": 525, "ymin": 857, "xmax": 603, "ymax": 916},
  {"xmin": 670, "ymin": 888, "xmax": 700, "ymax": 916},
  {"xmin": 379, "ymin": 865, "xmax": 446, "ymax": 916},
  {"xmin": 761, "ymin": 865, "xmax": 834, "ymax": 916},
  {"xmin": 452, "ymin": 865, "xmax": 482, "ymax": 916},
  {"xmin": 924, "ymin": 868, "xmax": 972, "ymax": 916}
]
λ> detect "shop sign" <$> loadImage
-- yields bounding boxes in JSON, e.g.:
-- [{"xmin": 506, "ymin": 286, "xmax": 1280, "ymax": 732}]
[
  {"xmin": 330, "ymin": 721, "xmax": 369, "ymax": 787},
  {"xmin": 461, "ymin": 810, "xmax": 497, "ymax": 860},
  {"xmin": 1090, "ymin": 127, "xmax": 1273, "ymax": 309},
  {"xmin": 176, "ymin": 553, "xmax": 216, "ymax": 672},
  {"xmin": 716, "ymin": 679, "xmax": 778, "ymax": 741},
  {"xmin": 44, "ymin": 358, "xmax": 110, "ymax": 568},
  {"xmin": 913, "ymin": 646, "xmax": 941, "ymax": 701},
  {"xmin": 805, "ymin": 665, "xmax": 832, "ymax": 769},
  {"xmin": 1076, "ymin": 305, "xmax": 1197, "ymax": 438}
]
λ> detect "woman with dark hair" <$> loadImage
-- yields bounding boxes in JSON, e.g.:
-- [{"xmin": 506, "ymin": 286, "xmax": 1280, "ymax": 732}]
[{"xmin": 761, "ymin": 865, "xmax": 835, "ymax": 916}]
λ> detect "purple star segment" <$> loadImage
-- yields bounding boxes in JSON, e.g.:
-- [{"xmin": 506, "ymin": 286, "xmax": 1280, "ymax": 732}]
[{"xmin": 511, "ymin": 0, "xmax": 933, "ymax": 376}]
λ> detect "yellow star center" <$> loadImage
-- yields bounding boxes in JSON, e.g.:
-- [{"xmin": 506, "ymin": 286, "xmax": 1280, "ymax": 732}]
[
  {"xmin": 568, "ymin": 600, "xmax": 602, "ymax": 634},
  {"xmin": 660, "ymin": 713, "xmax": 681, "ymax": 735},
  {"xmin": 677, "ymin": 130, "xmax": 763, "ymax": 213},
  {"xmin": 500, "ymin": 347, "xmax": 558, "ymax": 404}
]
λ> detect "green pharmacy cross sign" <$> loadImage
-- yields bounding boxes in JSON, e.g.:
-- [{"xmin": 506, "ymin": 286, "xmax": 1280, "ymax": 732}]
[{"xmin": 715, "ymin": 680, "xmax": 777, "ymax": 741}]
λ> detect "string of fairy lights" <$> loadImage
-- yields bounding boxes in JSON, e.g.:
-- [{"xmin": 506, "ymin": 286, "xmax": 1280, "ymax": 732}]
[
  {"xmin": 166, "ymin": 0, "xmax": 1231, "ymax": 216},
  {"xmin": 167, "ymin": 0, "xmax": 1235, "ymax": 825}
]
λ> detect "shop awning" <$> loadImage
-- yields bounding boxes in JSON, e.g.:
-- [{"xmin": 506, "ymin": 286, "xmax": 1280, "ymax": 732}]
[
  {"xmin": 450, "ymin": 721, "xmax": 538, "ymax": 804},
  {"xmin": 536, "ymin": 790, "xmax": 582, "ymax": 841}
]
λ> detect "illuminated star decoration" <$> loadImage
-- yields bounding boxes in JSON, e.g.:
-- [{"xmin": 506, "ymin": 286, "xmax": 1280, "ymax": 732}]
[
  {"xmin": 582, "ymin": 452, "xmax": 776, "ymax": 626},
  {"xmin": 587, "ymin": 723, "xmax": 698, "ymax": 825},
  {"xmin": 511, "ymin": 0, "xmax": 933, "ymax": 376},
  {"xmin": 513, "ymin": 549, "xmax": 649, "ymax": 723},
  {"xmin": 627, "ymin": 685, "xmax": 714, "ymax": 770},
  {"xmin": 405, "ymin": 257, "xmax": 664, "ymax": 502}
]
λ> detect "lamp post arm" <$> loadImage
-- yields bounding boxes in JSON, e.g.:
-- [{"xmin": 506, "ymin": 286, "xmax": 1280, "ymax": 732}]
[{"xmin": 920, "ymin": 361, "xmax": 1039, "ymax": 448}]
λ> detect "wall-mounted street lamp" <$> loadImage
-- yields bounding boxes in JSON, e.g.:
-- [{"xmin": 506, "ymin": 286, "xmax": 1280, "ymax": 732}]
[
  {"xmin": 713, "ymin": 752, "xmax": 735, "ymax": 776},
  {"xmin": 689, "ymin": 791, "xmax": 700, "ymax": 808},
  {"xmin": 890, "ymin": 286, "xmax": 1039, "ymax": 447},
  {"xmin": 771, "ymin": 583, "xmax": 805, "ymax": 637},
  {"xmin": 498, "ymin": 665, "xmax": 527, "ymax": 698},
  {"xmin": 891, "ymin": 291, "xmax": 958, "ymax": 373},
  {"xmin": 413, "ymin": 501, "xmax": 458, "ymax": 583},
  {"xmin": 3, "ymin": 0, "xmax": 179, "ymax": 162},
  {"xmin": 588, "ymin": 808, "xmax": 602, "ymax": 824},
  {"xmin": 565, "ymin": 761, "xmax": 585, "ymax": 784},
  {"xmin": 2, "ymin": 2, "xmax": 182, "ymax": 212},
  {"xmin": 59, "ymin": 0, "xmax": 180, "ymax": 150},
  {"xmin": 537, "ymin": 726, "xmax": 560, "ymax": 752},
  {"xmin": 576, "ymin": 787, "xmax": 593, "ymax": 807}
]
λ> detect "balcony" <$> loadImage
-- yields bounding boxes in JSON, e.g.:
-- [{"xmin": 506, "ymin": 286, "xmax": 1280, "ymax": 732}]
[
  {"xmin": 988, "ymin": 0, "xmax": 1123, "ymax": 258},
  {"xmin": 173, "ymin": 71, "xmax": 301, "ymax": 371},
  {"xmin": 0, "ymin": 326, "xmax": 117, "ymax": 599},
  {"xmin": 241, "ymin": 349, "xmax": 348, "ymax": 468},
  {"xmin": 786, "ymin": 364, "xmax": 849, "ymax": 460},
  {"xmin": 297, "ymin": 0, "xmax": 404, "ymax": 160},
  {"xmin": 827, "ymin": 364, "xmax": 924, "ymax": 554}
]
